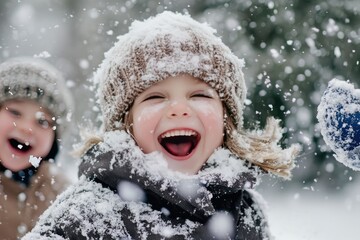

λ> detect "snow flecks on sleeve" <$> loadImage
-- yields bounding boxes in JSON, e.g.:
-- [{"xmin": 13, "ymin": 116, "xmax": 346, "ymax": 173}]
[
  {"xmin": 149, "ymin": 217, "xmax": 199, "ymax": 240},
  {"xmin": 23, "ymin": 177, "xmax": 132, "ymax": 239},
  {"xmin": 240, "ymin": 189, "xmax": 272, "ymax": 240},
  {"xmin": 22, "ymin": 232, "xmax": 66, "ymax": 240},
  {"xmin": 25, "ymin": 175, "xmax": 200, "ymax": 239},
  {"xmin": 199, "ymin": 148, "xmax": 259, "ymax": 189},
  {"xmin": 317, "ymin": 78, "xmax": 360, "ymax": 171}
]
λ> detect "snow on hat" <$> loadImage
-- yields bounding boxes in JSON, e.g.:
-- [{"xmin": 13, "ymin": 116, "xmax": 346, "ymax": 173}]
[
  {"xmin": 95, "ymin": 11, "xmax": 246, "ymax": 131},
  {"xmin": 0, "ymin": 57, "xmax": 73, "ymax": 134}
]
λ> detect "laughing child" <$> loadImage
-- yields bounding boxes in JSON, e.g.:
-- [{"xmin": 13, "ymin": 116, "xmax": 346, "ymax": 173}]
[
  {"xmin": 24, "ymin": 11, "xmax": 300, "ymax": 239},
  {"xmin": 0, "ymin": 57, "xmax": 73, "ymax": 239}
]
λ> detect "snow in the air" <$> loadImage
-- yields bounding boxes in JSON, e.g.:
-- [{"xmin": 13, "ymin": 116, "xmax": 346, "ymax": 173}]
[
  {"xmin": 1, "ymin": 1, "xmax": 359, "ymax": 239},
  {"xmin": 29, "ymin": 155, "xmax": 42, "ymax": 168}
]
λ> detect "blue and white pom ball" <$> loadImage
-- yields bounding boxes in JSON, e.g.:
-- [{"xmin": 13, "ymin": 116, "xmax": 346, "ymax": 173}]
[{"xmin": 317, "ymin": 79, "xmax": 360, "ymax": 171}]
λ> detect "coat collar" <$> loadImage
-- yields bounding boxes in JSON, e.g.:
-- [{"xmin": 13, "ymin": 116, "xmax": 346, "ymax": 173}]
[{"xmin": 79, "ymin": 130, "xmax": 261, "ymax": 220}]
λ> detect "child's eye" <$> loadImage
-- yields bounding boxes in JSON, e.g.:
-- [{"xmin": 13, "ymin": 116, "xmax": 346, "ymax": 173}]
[
  {"xmin": 143, "ymin": 95, "xmax": 164, "ymax": 102},
  {"xmin": 35, "ymin": 111, "xmax": 54, "ymax": 129},
  {"xmin": 191, "ymin": 93, "xmax": 213, "ymax": 99},
  {"xmin": 38, "ymin": 118, "xmax": 52, "ymax": 129},
  {"xmin": 6, "ymin": 107, "xmax": 21, "ymax": 117}
]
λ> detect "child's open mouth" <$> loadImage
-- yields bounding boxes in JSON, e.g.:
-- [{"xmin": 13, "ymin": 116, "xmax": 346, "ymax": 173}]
[
  {"xmin": 8, "ymin": 138, "xmax": 32, "ymax": 153},
  {"xmin": 158, "ymin": 130, "xmax": 200, "ymax": 158}
]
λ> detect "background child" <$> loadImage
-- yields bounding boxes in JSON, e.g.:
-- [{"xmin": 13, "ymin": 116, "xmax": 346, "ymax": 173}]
[
  {"xmin": 24, "ymin": 11, "xmax": 299, "ymax": 239},
  {"xmin": 0, "ymin": 57, "xmax": 73, "ymax": 239}
]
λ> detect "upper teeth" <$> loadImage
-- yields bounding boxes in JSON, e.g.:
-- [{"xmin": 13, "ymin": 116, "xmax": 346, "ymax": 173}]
[{"xmin": 161, "ymin": 130, "xmax": 197, "ymax": 138}]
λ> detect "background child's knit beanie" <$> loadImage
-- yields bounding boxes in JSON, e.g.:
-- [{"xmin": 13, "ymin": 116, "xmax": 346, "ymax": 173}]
[
  {"xmin": 95, "ymin": 11, "xmax": 247, "ymax": 131},
  {"xmin": 0, "ymin": 57, "xmax": 73, "ymax": 134}
]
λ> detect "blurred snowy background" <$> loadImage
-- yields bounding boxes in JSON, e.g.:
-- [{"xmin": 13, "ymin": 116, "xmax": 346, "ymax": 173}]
[{"xmin": 0, "ymin": 0, "xmax": 359, "ymax": 239}]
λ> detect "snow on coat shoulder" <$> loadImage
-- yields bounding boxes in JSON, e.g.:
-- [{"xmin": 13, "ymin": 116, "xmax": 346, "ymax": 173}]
[
  {"xmin": 317, "ymin": 78, "xmax": 360, "ymax": 170},
  {"xmin": 22, "ymin": 176, "xmax": 200, "ymax": 240}
]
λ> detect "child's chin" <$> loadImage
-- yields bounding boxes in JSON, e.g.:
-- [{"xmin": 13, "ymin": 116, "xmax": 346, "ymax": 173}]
[
  {"xmin": 164, "ymin": 156, "xmax": 202, "ymax": 175},
  {"xmin": 1, "ymin": 158, "xmax": 31, "ymax": 172}
]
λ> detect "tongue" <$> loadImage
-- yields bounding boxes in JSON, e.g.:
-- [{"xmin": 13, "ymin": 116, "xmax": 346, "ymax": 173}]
[{"xmin": 165, "ymin": 142, "xmax": 192, "ymax": 156}]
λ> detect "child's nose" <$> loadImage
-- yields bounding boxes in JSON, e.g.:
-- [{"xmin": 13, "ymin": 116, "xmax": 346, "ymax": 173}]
[
  {"xmin": 15, "ymin": 120, "xmax": 34, "ymax": 135},
  {"xmin": 167, "ymin": 101, "xmax": 191, "ymax": 118}
]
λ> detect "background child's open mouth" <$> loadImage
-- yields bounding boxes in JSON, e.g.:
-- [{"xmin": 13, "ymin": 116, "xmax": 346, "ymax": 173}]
[{"xmin": 8, "ymin": 138, "xmax": 32, "ymax": 153}]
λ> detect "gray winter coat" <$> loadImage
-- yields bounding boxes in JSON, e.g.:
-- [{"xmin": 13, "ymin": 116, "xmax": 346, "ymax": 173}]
[{"xmin": 23, "ymin": 131, "xmax": 270, "ymax": 240}]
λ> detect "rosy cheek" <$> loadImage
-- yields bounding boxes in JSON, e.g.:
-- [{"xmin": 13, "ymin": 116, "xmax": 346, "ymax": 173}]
[
  {"xmin": 133, "ymin": 103, "xmax": 166, "ymax": 133},
  {"xmin": 189, "ymin": 101, "xmax": 223, "ymax": 128},
  {"xmin": 207, "ymin": 113, "xmax": 223, "ymax": 131}
]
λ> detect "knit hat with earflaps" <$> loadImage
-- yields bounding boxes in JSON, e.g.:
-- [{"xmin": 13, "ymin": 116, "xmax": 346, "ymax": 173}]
[
  {"xmin": 94, "ymin": 11, "xmax": 247, "ymax": 131},
  {"xmin": 0, "ymin": 57, "xmax": 73, "ymax": 135}
]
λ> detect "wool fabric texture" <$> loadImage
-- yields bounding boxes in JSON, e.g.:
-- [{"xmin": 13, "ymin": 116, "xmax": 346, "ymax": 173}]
[
  {"xmin": 0, "ymin": 57, "xmax": 73, "ymax": 133},
  {"xmin": 94, "ymin": 11, "xmax": 247, "ymax": 131}
]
